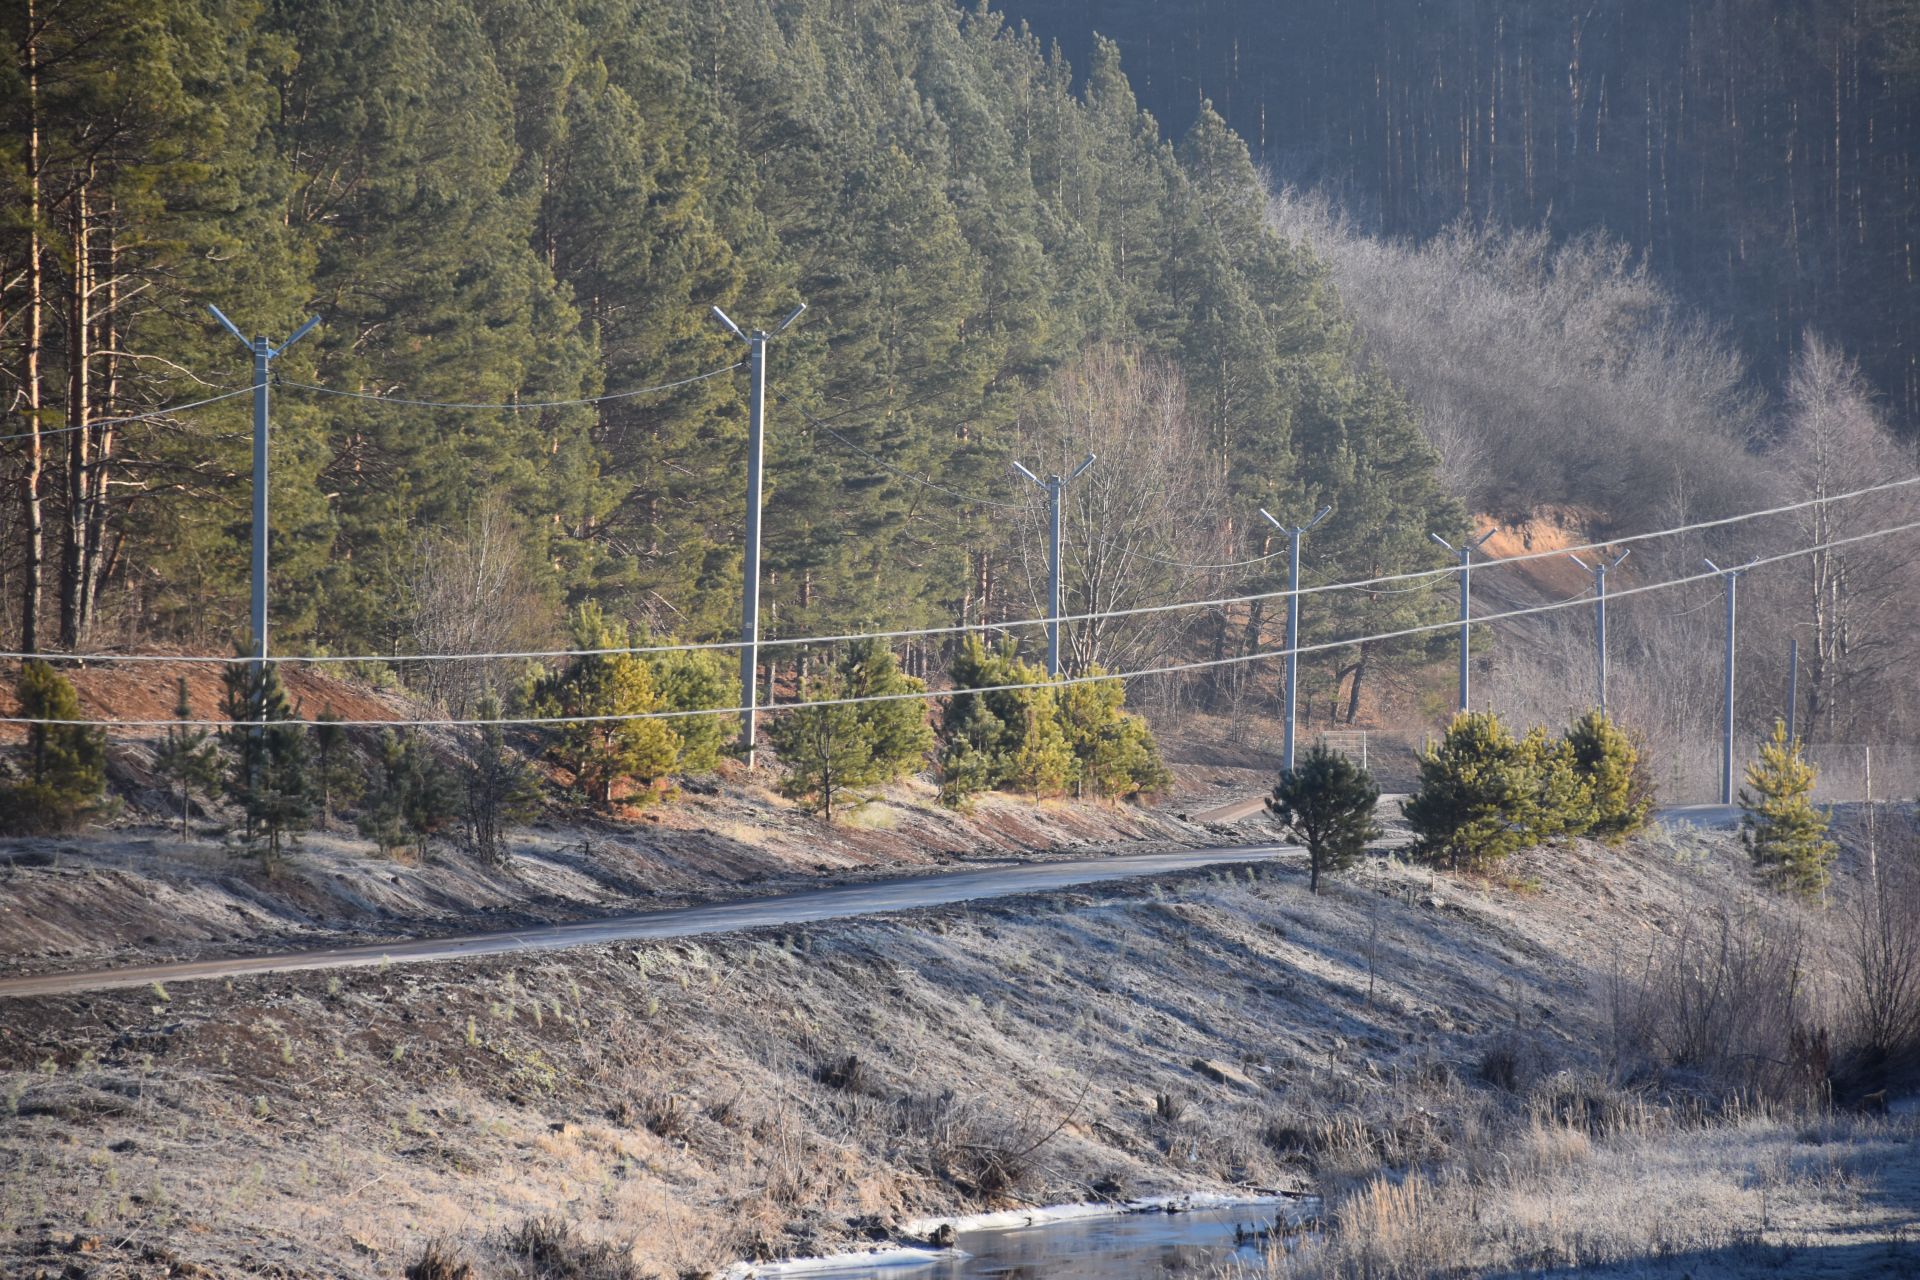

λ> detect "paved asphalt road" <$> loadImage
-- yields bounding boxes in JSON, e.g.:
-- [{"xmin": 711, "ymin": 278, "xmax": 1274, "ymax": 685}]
[
  {"xmin": 0, "ymin": 801, "xmax": 1752, "ymax": 1001},
  {"xmin": 0, "ymin": 843, "xmax": 1294, "ymax": 1000}
]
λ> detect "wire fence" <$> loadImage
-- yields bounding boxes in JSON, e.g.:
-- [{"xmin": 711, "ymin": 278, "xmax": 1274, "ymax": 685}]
[{"xmin": 1654, "ymin": 740, "xmax": 1920, "ymax": 807}]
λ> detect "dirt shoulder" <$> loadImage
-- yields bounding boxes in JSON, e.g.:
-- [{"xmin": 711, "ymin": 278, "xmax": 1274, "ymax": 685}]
[
  {"xmin": 0, "ymin": 716, "xmax": 1296, "ymax": 980},
  {"xmin": 3, "ymin": 821, "xmax": 1884, "ymax": 1280},
  {"xmin": 0, "ymin": 769, "xmax": 1260, "ymax": 979}
]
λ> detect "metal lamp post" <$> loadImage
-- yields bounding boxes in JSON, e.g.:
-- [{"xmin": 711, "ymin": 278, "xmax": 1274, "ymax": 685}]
[
  {"xmin": 1430, "ymin": 528, "xmax": 1497, "ymax": 715},
  {"xmin": 207, "ymin": 304, "xmax": 320, "ymax": 705},
  {"xmin": 712, "ymin": 301, "xmax": 806, "ymax": 768},
  {"xmin": 1704, "ymin": 557, "xmax": 1749, "ymax": 805},
  {"xmin": 1261, "ymin": 505, "xmax": 1331, "ymax": 772},
  {"xmin": 1567, "ymin": 549, "xmax": 1630, "ymax": 713},
  {"xmin": 1011, "ymin": 453, "xmax": 1095, "ymax": 677}
]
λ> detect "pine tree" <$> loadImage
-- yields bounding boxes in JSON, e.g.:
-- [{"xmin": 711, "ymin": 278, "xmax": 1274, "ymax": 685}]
[
  {"xmin": 766, "ymin": 694, "xmax": 872, "ymax": 822},
  {"xmin": 153, "ymin": 676, "xmax": 220, "ymax": 839},
  {"xmin": 838, "ymin": 639, "xmax": 934, "ymax": 782},
  {"xmin": 646, "ymin": 645, "xmax": 736, "ymax": 776},
  {"xmin": 465, "ymin": 692, "xmax": 541, "ymax": 867},
  {"xmin": 220, "ymin": 657, "xmax": 313, "ymax": 858},
  {"xmin": 358, "ymin": 731, "xmax": 462, "ymax": 861},
  {"xmin": 1268, "ymin": 745, "xmax": 1383, "ymax": 891},
  {"xmin": 1566, "ymin": 711, "xmax": 1651, "ymax": 841},
  {"xmin": 312, "ymin": 709, "xmax": 363, "ymax": 829},
  {"xmin": 1057, "ymin": 674, "xmax": 1169, "ymax": 800},
  {"xmin": 1404, "ymin": 712, "xmax": 1541, "ymax": 872},
  {"xmin": 0, "ymin": 660, "xmax": 106, "ymax": 834},
  {"xmin": 1519, "ymin": 725, "xmax": 1596, "ymax": 841},
  {"xmin": 767, "ymin": 640, "xmax": 931, "ymax": 821},
  {"xmin": 1740, "ymin": 720, "xmax": 1837, "ymax": 899},
  {"xmin": 937, "ymin": 696, "xmax": 1008, "ymax": 808},
  {"xmin": 531, "ymin": 604, "xmax": 678, "ymax": 809},
  {"xmin": 937, "ymin": 637, "xmax": 1075, "ymax": 803}
]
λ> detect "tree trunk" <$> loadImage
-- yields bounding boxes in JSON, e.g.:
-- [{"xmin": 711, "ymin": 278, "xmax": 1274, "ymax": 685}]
[
  {"xmin": 59, "ymin": 177, "xmax": 93, "ymax": 650},
  {"xmin": 80, "ymin": 216, "xmax": 117, "ymax": 637},
  {"xmin": 20, "ymin": 2, "xmax": 44, "ymax": 654},
  {"xmin": 1344, "ymin": 642, "xmax": 1371, "ymax": 725}
]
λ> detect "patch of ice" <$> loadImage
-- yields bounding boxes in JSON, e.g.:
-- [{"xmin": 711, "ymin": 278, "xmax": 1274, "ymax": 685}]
[
  {"xmin": 722, "ymin": 1245, "xmax": 967, "ymax": 1278},
  {"xmin": 899, "ymin": 1191, "xmax": 1298, "ymax": 1238}
]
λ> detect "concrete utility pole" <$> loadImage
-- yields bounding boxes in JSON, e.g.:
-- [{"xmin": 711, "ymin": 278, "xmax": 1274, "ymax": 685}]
[
  {"xmin": 1011, "ymin": 453, "xmax": 1095, "ymax": 677},
  {"xmin": 1704, "ymin": 558, "xmax": 1749, "ymax": 806},
  {"xmin": 208, "ymin": 304, "xmax": 319, "ymax": 705},
  {"xmin": 712, "ymin": 302, "xmax": 806, "ymax": 769},
  {"xmin": 1430, "ymin": 528, "xmax": 1496, "ymax": 715},
  {"xmin": 1567, "ymin": 550, "xmax": 1630, "ymax": 714},
  {"xmin": 1261, "ymin": 505, "xmax": 1331, "ymax": 772},
  {"xmin": 1785, "ymin": 637, "xmax": 1800, "ymax": 746}
]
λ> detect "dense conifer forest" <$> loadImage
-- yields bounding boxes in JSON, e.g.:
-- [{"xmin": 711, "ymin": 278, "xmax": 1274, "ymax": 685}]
[{"xmin": 0, "ymin": 0, "xmax": 1460, "ymax": 679}]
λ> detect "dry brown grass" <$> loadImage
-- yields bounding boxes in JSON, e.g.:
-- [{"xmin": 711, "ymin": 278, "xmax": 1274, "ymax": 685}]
[
  {"xmin": 1262, "ymin": 1101, "xmax": 1919, "ymax": 1279},
  {"xmin": 2, "ymin": 826, "xmax": 1911, "ymax": 1278}
]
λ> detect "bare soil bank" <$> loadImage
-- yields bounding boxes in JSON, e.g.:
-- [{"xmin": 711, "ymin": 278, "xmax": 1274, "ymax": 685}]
[
  {"xmin": 0, "ymin": 720, "xmax": 1291, "ymax": 979},
  {"xmin": 0, "ymin": 777, "xmax": 1228, "ymax": 980},
  {"xmin": 6, "ymin": 820, "xmax": 1909, "ymax": 1279}
]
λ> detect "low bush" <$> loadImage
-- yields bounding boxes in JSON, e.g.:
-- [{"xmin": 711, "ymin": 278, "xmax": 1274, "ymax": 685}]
[
  {"xmin": 496, "ymin": 1216, "xmax": 643, "ymax": 1280},
  {"xmin": 1408, "ymin": 710, "xmax": 1657, "ymax": 873},
  {"xmin": 405, "ymin": 1240, "xmax": 473, "ymax": 1280},
  {"xmin": 1608, "ymin": 910, "xmax": 1823, "ymax": 1103}
]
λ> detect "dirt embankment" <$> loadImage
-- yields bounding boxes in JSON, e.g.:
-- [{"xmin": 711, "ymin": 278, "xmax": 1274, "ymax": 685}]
[
  {"xmin": 3, "ymin": 821, "xmax": 1893, "ymax": 1280},
  {"xmin": 0, "ymin": 773, "xmax": 1230, "ymax": 979},
  {"xmin": 0, "ymin": 715, "xmax": 1294, "ymax": 978}
]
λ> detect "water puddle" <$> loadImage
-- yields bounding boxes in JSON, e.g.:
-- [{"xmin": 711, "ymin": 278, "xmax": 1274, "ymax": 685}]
[{"xmin": 736, "ymin": 1198, "xmax": 1319, "ymax": 1279}]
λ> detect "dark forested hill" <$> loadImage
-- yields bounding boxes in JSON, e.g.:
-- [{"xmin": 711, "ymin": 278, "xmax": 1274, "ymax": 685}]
[
  {"xmin": 1000, "ymin": 0, "xmax": 1920, "ymax": 430},
  {"xmin": 0, "ymin": 0, "xmax": 1458, "ymax": 683}
]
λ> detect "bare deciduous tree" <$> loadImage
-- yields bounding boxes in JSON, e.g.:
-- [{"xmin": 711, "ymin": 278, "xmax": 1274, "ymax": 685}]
[
  {"xmin": 406, "ymin": 496, "xmax": 558, "ymax": 716},
  {"xmin": 1775, "ymin": 335, "xmax": 1920, "ymax": 743},
  {"xmin": 1006, "ymin": 346, "xmax": 1228, "ymax": 676}
]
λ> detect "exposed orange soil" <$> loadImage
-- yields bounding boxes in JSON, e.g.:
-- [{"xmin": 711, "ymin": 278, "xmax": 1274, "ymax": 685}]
[{"xmin": 0, "ymin": 652, "xmax": 422, "ymax": 741}]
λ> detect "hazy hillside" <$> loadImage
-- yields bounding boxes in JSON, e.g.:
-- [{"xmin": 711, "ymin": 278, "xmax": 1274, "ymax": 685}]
[{"xmin": 1002, "ymin": 0, "xmax": 1920, "ymax": 433}]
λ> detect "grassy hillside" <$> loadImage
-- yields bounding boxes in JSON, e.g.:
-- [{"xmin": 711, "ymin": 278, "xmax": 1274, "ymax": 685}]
[{"xmin": 3, "ymin": 812, "xmax": 1913, "ymax": 1277}]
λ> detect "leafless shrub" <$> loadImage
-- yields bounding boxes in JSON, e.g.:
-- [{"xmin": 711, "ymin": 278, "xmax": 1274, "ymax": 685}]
[
  {"xmin": 1609, "ymin": 911, "xmax": 1825, "ymax": 1103},
  {"xmin": 1835, "ymin": 844, "xmax": 1920, "ymax": 1100},
  {"xmin": 896, "ymin": 1089, "xmax": 1048, "ymax": 1203},
  {"xmin": 495, "ymin": 1216, "xmax": 645, "ymax": 1280},
  {"xmin": 706, "ymin": 1089, "xmax": 743, "ymax": 1129},
  {"xmin": 406, "ymin": 1240, "xmax": 474, "ymax": 1280},
  {"xmin": 1525, "ymin": 1071, "xmax": 1643, "ymax": 1138},
  {"xmin": 812, "ymin": 1052, "xmax": 875, "ymax": 1097},
  {"xmin": 1475, "ymin": 1029, "xmax": 1551, "ymax": 1094},
  {"xmin": 640, "ymin": 1093, "xmax": 694, "ymax": 1142}
]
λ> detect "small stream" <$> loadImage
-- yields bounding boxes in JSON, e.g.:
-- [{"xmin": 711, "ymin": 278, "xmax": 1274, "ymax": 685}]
[{"xmin": 752, "ymin": 1201, "xmax": 1318, "ymax": 1279}]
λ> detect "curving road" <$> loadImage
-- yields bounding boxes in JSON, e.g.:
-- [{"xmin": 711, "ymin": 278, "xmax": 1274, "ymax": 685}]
[{"xmin": 0, "ymin": 843, "xmax": 1294, "ymax": 1000}]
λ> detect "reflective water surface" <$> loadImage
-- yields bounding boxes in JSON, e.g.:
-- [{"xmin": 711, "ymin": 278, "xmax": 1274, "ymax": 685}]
[{"xmin": 791, "ymin": 1203, "xmax": 1313, "ymax": 1279}]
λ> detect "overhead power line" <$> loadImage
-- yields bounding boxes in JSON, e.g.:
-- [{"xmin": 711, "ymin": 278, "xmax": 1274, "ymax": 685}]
[
  {"xmin": 12, "ymin": 516, "xmax": 1916, "ymax": 730},
  {"xmin": 0, "ymin": 386, "xmax": 253, "ymax": 444},
  {"xmin": 275, "ymin": 362, "xmax": 742, "ymax": 411},
  {"xmin": 5, "ymin": 473, "xmax": 1911, "ymax": 669}
]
